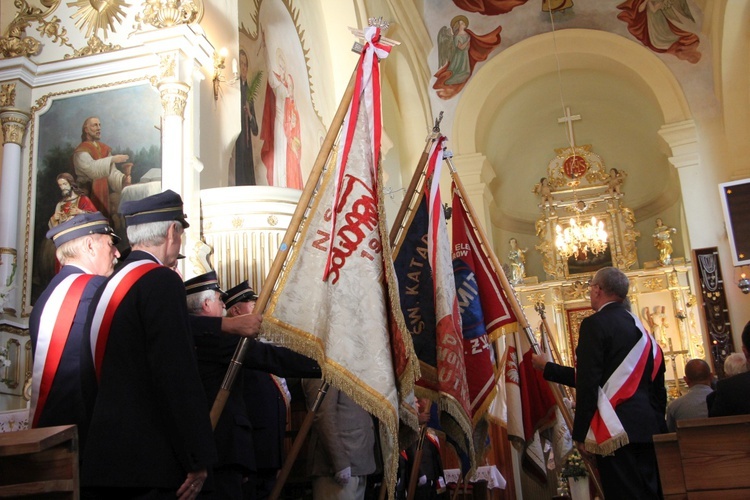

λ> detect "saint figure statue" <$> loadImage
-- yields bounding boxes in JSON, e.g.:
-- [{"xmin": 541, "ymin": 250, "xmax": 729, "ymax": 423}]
[
  {"xmin": 653, "ymin": 218, "xmax": 677, "ymax": 266},
  {"xmin": 508, "ymin": 237, "xmax": 527, "ymax": 285}
]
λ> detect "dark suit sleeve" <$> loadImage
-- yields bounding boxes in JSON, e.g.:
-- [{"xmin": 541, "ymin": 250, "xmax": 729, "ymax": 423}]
[
  {"xmin": 543, "ymin": 362, "xmax": 576, "ymax": 387},
  {"xmin": 572, "ymin": 315, "xmax": 605, "ymax": 442},
  {"xmin": 244, "ymin": 342, "xmax": 321, "ymax": 378}
]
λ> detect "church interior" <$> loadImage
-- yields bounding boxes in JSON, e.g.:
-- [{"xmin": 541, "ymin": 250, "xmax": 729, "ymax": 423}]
[{"xmin": 1, "ymin": 0, "xmax": 749, "ymax": 498}]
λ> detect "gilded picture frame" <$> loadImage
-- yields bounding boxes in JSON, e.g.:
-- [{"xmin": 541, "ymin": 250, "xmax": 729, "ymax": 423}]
[{"xmin": 25, "ymin": 82, "xmax": 162, "ymax": 307}]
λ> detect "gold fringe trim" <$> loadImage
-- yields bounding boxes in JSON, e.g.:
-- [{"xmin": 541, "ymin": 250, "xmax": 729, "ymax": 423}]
[
  {"xmin": 585, "ymin": 432, "xmax": 629, "ymax": 456},
  {"xmin": 378, "ymin": 159, "xmax": 421, "ymax": 401},
  {"xmin": 437, "ymin": 393, "xmax": 478, "ymax": 477}
]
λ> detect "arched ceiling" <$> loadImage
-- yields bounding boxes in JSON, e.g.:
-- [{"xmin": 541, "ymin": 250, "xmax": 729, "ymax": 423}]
[
  {"xmin": 485, "ymin": 67, "xmax": 676, "ymax": 231},
  {"xmin": 453, "ymin": 30, "xmax": 688, "ymax": 236}
]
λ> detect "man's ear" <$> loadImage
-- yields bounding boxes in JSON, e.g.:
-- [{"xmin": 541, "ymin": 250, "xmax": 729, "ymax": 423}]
[
  {"xmin": 202, "ymin": 298, "xmax": 213, "ymax": 315},
  {"xmin": 743, "ymin": 345, "xmax": 749, "ymax": 361},
  {"xmin": 84, "ymin": 235, "xmax": 97, "ymax": 255}
]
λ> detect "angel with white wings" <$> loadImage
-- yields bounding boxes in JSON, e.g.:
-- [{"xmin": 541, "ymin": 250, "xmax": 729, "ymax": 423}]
[{"xmin": 432, "ymin": 15, "xmax": 502, "ymax": 100}]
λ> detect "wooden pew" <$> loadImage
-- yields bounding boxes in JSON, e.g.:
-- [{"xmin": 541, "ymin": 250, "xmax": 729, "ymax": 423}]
[
  {"xmin": 653, "ymin": 432, "xmax": 686, "ymax": 499},
  {"xmin": 0, "ymin": 425, "xmax": 79, "ymax": 499},
  {"xmin": 654, "ymin": 415, "xmax": 750, "ymax": 500}
]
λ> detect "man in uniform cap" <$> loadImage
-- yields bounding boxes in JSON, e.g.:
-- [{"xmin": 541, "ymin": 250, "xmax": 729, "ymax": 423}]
[
  {"xmin": 29, "ymin": 212, "xmax": 119, "ymax": 450},
  {"xmin": 81, "ymin": 190, "xmax": 245, "ymax": 499},
  {"xmin": 188, "ymin": 278, "xmax": 321, "ymax": 500}
]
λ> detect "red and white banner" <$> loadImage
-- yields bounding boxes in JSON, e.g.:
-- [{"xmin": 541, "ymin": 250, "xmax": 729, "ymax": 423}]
[{"xmin": 263, "ymin": 26, "xmax": 417, "ymax": 499}]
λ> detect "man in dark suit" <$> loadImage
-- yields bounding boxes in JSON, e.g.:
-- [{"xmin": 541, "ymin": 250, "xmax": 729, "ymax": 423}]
[
  {"xmin": 29, "ymin": 212, "xmax": 119, "ymax": 450},
  {"xmin": 81, "ymin": 190, "xmax": 242, "ymax": 499},
  {"xmin": 709, "ymin": 321, "xmax": 750, "ymax": 417},
  {"xmin": 187, "ymin": 277, "xmax": 321, "ymax": 500},
  {"xmin": 572, "ymin": 267, "xmax": 666, "ymax": 500}
]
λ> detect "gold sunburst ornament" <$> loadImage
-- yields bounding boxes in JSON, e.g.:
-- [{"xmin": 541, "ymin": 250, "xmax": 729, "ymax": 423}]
[{"xmin": 67, "ymin": 0, "xmax": 130, "ymax": 39}]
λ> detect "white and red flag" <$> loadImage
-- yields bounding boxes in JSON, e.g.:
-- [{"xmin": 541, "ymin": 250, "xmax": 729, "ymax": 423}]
[{"xmin": 262, "ymin": 26, "xmax": 418, "ymax": 498}]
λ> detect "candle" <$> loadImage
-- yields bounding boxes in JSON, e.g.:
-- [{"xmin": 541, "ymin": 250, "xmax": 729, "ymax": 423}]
[{"xmin": 232, "ymin": 58, "xmax": 238, "ymax": 75}]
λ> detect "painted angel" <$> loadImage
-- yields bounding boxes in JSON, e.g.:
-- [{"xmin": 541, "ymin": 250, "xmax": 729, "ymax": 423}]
[
  {"xmin": 432, "ymin": 15, "xmax": 502, "ymax": 100},
  {"xmin": 617, "ymin": 0, "xmax": 701, "ymax": 63}
]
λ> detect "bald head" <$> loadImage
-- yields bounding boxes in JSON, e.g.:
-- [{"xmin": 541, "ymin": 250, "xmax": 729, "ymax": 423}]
[{"xmin": 684, "ymin": 359, "xmax": 712, "ymax": 386}]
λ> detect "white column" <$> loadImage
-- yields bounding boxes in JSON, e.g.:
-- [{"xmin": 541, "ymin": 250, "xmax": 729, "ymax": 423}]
[
  {"xmin": 0, "ymin": 108, "xmax": 30, "ymax": 315},
  {"xmin": 450, "ymin": 152, "xmax": 497, "ymax": 240},
  {"xmin": 157, "ymin": 80, "xmax": 190, "ymax": 195}
]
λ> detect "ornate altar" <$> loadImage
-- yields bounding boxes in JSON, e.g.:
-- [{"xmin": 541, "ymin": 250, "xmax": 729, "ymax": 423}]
[{"xmin": 533, "ymin": 145, "xmax": 639, "ymax": 280}]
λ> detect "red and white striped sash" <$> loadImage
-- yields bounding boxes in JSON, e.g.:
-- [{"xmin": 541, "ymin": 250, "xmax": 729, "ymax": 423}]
[
  {"xmin": 30, "ymin": 273, "xmax": 94, "ymax": 427},
  {"xmin": 89, "ymin": 260, "xmax": 160, "ymax": 381},
  {"xmin": 584, "ymin": 311, "xmax": 656, "ymax": 455}
]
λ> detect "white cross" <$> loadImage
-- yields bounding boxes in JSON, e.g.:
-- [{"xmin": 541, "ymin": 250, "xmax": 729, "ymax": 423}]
[{"xmin": 558, "ymin": 107, "xmax": 581, "ymax": 148}]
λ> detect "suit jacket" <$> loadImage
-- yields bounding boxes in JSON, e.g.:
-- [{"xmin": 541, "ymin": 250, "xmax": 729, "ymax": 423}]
[
  {"xmin": 572, "ymin": 301, "xmax": 666, "ymax": 444},
  {"xmin": 302, "ymin": 380, "xmax": 376, "ymax": 478},
  {"xmin": 81, "ymin": 251, "xmax": 217, "ymax": 489},
  {"xmin": 543, "ymin": 362, "xmax": 576, "ymax": 387},
  {"xmin": 29, "ymin": 265, "xmax": 105, "ymax": 449},
  {"xmin": 190, "ymin": 316, "xmax": 321, "ymax": 472},
  {"xmin": 708, "ymin": 371, "xmax": 750, "ymax": 417},
  {"xmin": 244, "ymin": 344, "xmax": 321, "ymax": 471}
]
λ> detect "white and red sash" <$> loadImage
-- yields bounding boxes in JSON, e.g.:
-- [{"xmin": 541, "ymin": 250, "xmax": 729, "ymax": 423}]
[
  {"xmin": 584, "ymin": 311, "xmax": 657, "ymax": 455},
  {"xmin": 270, "ymin": 375, "xmax": 291, "ymax": 410},
  {"xmin": 89, "ymin": 260, "xmax": 161, "ymax": 381},
  {"xmin": 30, "ymin": 273, "xmax": 94, "ymax": 427}
]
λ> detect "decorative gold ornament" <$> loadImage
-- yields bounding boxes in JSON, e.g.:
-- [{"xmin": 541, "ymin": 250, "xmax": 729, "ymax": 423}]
[
  {"xmin": 135, "ymin": 0, "xmax": 204, "ymax": 30},
  {"xmin": 0, "ymin": 84, "xmax": 16, "ymax": 107},
  {"xmin": 67, "ymin": 0, "xmax": 130, "ymax": 39},
  {"xmin": 64, "ymin": 34, "xmax": 120, "ymax": 58},
  {"xmin": 1, "ymin": 111, "xmax": 31, "ymax": 146},
  {"xmin": 0, "ymin": 1, "xmax": 79, "ymax": 58}
]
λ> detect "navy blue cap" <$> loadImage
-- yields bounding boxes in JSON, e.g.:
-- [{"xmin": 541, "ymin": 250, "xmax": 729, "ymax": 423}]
[
  {"xmin": 222, "ymin": 281, "xmax": 258, "ymax": 308},
  {"xmin": 120, "ymin": 189, "xmax": 189, "ymax": 228},
  {"xmin": 184, "ymin": 271, "xmax": 224, "ymax": 296},
  {"xmin": 46, "ymin": 212, "xmax": 120, "ymax": 248}
]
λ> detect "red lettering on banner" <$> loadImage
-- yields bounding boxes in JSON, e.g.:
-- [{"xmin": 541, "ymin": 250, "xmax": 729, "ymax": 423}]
[
  {"xmin": 327, "ymin": 175, "xmax": 379, "ymax": 284},
  {"xmin": 312, "ymin": 229, "xmax": 331, "ymax": 252}
]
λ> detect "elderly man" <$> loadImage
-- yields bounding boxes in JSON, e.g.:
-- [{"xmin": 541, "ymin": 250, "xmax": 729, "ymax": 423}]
[
  {"xmin": 573, "ymin": 267, "xmax": 666, "ymax": 500},
  {"xmin": 81, "ymin": 190, "xmax": 252, "ymax": 499},
  {"xmin": 186, "ymin": 275, "xmax": 319, "ymax": 500},
  {"xmin": 29, "ymin": 212, "xmax": 119, "ymax": 448},
  {"xmin": 222, "ymin": 281, "xmax": 321, "ymax": 500},
  {"xmin": 666, "ymin": 359, "xmax": 714, "ymax": 431}
]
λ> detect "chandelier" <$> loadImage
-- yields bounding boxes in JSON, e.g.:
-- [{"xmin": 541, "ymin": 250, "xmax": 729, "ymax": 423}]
[{"xmin": 555, "ymin": 215, "xmax": 608, "ymax": 259}]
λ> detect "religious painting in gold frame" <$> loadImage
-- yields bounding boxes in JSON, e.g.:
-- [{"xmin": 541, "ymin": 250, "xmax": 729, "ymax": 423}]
[{"xmin": 26, "ymin": 82, "xmax": 162, "ymax": 307}]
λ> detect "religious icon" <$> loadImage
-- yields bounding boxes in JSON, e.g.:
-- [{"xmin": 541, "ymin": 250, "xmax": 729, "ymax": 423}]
[
  {"xmin": 562, "ymin": 154, "xmax": 588, "ymax": 179},
  {"xmin": 432, "ymin": 16, "xmax": 502, "ymax": 100}
]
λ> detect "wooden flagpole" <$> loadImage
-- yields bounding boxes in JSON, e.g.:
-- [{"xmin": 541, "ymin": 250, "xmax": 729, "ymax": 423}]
[
  {"xmin": 388, "ymin": 113, "xmax": 444, "ymax": 248},
  {"xmin": 444, "ymin": 152, "xmax": 605, "ymax": 499},
  {"xmin": 405, "ymin": 424, "xmax": 428, "ymax": 500}
]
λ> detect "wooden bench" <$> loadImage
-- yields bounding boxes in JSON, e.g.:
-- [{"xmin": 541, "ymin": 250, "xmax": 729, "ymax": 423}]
[
  {"xmin": 654, "ymin": 415, "xmax": 750, "ymax": 499},
  {"xmin": 0, "ymin": 424, "xmax": 79, "ymax": 499}
]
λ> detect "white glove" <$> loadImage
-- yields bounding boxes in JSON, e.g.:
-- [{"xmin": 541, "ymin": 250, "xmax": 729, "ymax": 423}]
[
  {"xmin": 418, "ymin": 475, "xmax": 427, "ymax": 486},
  {"xmin": 334, "ymin": 466, "xmax": 351, "ymax": 486}
]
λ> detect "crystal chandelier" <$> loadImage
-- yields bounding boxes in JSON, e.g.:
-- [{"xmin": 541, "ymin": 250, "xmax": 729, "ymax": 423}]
[{"xmin": 555, "ymin": 215, "xmax": 608, "ymax": 259}]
